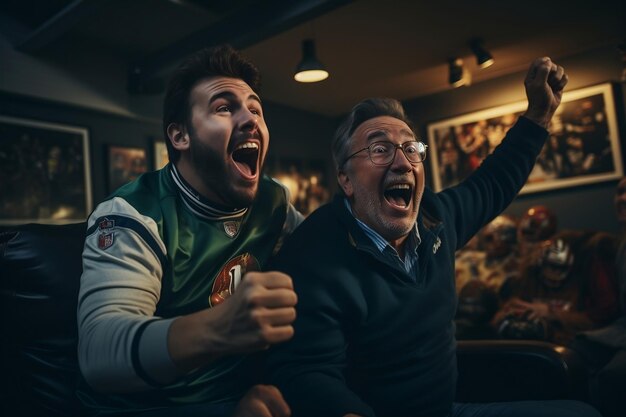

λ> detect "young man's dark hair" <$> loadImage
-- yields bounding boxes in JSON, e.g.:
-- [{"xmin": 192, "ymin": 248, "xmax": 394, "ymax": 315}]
[{"xmin": 162, "ymin": 44, "xmax": 261, "ymax": 163}]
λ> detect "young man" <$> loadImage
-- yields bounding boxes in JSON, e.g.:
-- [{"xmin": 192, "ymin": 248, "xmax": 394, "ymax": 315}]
[
  {"xmin": 267, "ymin": 58, "xmax": 600, "ymax": 417},
  {"xmin": 77, "ymin": 45, "xmax": 300, "ymax": 417}
]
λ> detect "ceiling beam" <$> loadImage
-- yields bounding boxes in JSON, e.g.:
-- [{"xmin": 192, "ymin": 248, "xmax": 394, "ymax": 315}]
[
  {"xmin": 0, "ymin": 13, "xmax": 30, "ymax": 45},
  {"xmin": 128, "ymin": 0, "xmax": 353, "ymax": 94},
  {"xmin": 16, "ymin": 0, "xmax": 107, "ymax": 53}
]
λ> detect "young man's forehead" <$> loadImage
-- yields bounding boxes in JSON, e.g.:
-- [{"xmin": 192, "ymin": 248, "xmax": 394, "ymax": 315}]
[{"xmin": 192, "ymin": 76, "xmax": 259, "ymax": 102}]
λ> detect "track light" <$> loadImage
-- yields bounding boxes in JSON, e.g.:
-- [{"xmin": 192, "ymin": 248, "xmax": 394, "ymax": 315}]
[
  {"xmin": 294, "ymin": 39, "xmax": 329, "ymax": 83},
  {"xmin": 449, "ymin": 58, "xmax": 466, "ymax": 88},
  {"xmin": 469, "ymin": 38, "xmax": 494, "ymax": 69}
]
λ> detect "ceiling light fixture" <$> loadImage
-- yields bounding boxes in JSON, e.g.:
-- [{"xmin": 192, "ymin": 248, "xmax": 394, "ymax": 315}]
[
  {"xmin": 449, "ymin": 58, "xmax": 467, "ymax": 88},
  {"xmin": 469, "ymin": 38, "xmax": 494, "ymax": 69},
  {"xmin": 294, "ymin": 39, "xmax": 329, "ymax": 83}
]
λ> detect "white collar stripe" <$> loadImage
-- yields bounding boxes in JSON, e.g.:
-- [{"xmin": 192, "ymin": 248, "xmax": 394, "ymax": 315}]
[{"xmin": 169, "ymin": 165, "xmax": 247, "ymax": 220}]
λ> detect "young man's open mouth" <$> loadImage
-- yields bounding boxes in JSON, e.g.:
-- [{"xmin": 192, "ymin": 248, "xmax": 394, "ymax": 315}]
[{"xmin": 231, "ymin": 140, "xmax": 260, "ymax": 180}]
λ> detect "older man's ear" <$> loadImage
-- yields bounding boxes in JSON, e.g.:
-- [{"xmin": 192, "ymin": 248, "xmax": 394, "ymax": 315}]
[{"xmin": 337, "ymin": 171, "xmax": 353, "ymax": 198}]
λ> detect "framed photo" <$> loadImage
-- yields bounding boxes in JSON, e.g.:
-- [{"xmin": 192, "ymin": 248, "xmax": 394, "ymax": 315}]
[
  {"xmin": 265, "ymin": 157, "xmax": 331, "ymax": 216},
  {"xmin": 153, "ymin": 140, "xmax": 169, "ymax": 170},
  {"xmin": 427, "ymin": 83, "xmax": 624, "ymax": 194},
  {"xmin": 0, "ymin": 115, "xmax": 92, "ymax": 224},
  {"xmin": 107, "ymin": 145, "xmax": 148, "ymax": 193}
]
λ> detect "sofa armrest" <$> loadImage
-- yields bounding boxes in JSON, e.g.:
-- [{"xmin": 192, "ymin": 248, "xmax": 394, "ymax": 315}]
[
  {"xmin": 1, "ymin": 223, "xmax": 87, "ymax": 416},
  {"xmin": 456, "ymin": 339, "xmax": 588, "ymax": 403}
]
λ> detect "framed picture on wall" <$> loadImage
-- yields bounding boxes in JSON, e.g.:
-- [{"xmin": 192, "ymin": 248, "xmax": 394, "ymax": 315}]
[
  {"xmin": 153, "ymin": 139, "xmax": 169, "ymax": 170},
  {"xmin": 106, "ymin": 145, "xmax": 148, "ymax": 193},
  {"xmin": 427, "ymin": 83, "xmax": 624, "ymax": 194},
  {"xmin": 0, "ymin": 115, "xmax": 92, "ymax": 225}
]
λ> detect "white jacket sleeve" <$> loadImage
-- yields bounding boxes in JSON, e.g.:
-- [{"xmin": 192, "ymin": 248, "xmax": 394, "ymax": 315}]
[{"xmin": 77, "ymin": 197, "xmax": 184, "ymax": 393}]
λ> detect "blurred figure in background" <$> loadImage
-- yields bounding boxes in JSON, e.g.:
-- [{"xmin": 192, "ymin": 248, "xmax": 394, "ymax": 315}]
[
  {"xmin": 517, "ymin": 205, "xmax": 557, "ymax": 266},
  {"xmin": 455, "ymin": 215, "xmax": 519, "ymax": 294},
  {"xmin": 455, "ymin": 234, "xmax": 483, "ymax": 293},
  {"xmin": 570, "ymin": 177, "xmax": 626, "ymax": 417},
  {"xmin": 492, "ymin": 229, "xmax": 618, "ymax": 345},
  {"xmin": 456, "ymin": 280, "xmax": 499, "ymax": 340},
  {"xmin": 455, "ymin": 215, "xmax": 519, "ymax": 339},
  {"xmin": 479, "ymin": 215, "xmax": 520, "ymax": 293}
]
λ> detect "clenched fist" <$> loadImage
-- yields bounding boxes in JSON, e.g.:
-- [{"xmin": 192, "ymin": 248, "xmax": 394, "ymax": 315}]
[
  {"xmin": 522, "ymin": 57, "xmax": 569, "ymax": 129},
  {"xmin": 168, "ymin": 271, "xmax": 297, "ymax": 371},
  {"xmin": 210, "ymin": 271, "xmax": 298, "ymax": 353}
]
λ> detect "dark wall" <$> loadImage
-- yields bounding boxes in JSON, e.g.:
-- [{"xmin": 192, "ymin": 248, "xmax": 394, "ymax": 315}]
[
  {"xmin": 264, "ymin": 100, "xmax": 338, "ymax": 191},
  {"xmin": 264, "ymin": 100, "xmax": 336, "ymax": 163},
  {"xmin": 0, "ymin": 92, "xmax": 337, "ymax": 212},
  {"xmin": 0, "ymin": 92, "xmax": 162, "ymax": 207},
  {"xmin": 403, "ymin": 47, "xmax": 625, "ymax": 234}
]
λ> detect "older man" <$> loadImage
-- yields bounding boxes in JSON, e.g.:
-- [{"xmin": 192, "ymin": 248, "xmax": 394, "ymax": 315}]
[{"xmin": 266, "ymin": 58, "xmax": 600, "ymax": 417}]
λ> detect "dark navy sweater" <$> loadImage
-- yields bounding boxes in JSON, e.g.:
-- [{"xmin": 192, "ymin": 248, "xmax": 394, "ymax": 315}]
[{"xmin": 267, "ymin": 117, "xmax": 548, "ymax": 417}]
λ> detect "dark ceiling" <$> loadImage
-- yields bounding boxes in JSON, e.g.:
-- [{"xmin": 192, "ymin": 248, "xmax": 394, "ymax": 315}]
[{"xmin": 1, "ymin": 0, "xmax": 625, "ymax": 116}]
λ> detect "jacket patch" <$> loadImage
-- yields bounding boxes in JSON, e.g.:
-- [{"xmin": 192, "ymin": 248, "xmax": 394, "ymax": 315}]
[
  {"xmin": 432, "ymin": 237, "xmax": 442, "ymax": 254},
  {"xmin": 209, "ymin": 253, "xmax": 260, "ymax": 307},
  {"xmin": 223, "ymin": 221, "xmax": 241, "ymax": 238},
  {"xmin": 98, "ymin": 232, "xmax": 114, "ymax": 250},
  {"xmin": 99, "ymin": 217, "xmax": 115, "ymax": 230}
]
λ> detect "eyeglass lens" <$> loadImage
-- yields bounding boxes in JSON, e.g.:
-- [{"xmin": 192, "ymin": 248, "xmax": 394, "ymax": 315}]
[{"xmin": 370, "ymin": 141, "xmax": 427, "ymax": 165}]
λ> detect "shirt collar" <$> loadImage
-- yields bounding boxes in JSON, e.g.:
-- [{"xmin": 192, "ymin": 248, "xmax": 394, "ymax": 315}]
[{"xmin": 169, "ymin": 164, "xmax": 247, "ymax": 220}]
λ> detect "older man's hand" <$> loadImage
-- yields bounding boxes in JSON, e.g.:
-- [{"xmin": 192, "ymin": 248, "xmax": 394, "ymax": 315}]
[{"xmin": 522, "ymin": 57, "xmax": 569, "ymax": 128}]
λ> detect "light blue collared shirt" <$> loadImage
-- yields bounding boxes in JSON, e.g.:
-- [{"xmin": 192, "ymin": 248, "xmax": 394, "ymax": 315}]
[{"xmin": 344, "ymin": 199, "xmax": 421, "ymax": 278}]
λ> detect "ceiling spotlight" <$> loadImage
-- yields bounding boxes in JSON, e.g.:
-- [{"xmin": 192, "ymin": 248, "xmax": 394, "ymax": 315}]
[
  {"xmin": 449, "ymin": 58, "xmax": 466, "ymax": 88},
  {"xmin": 470, "ymin": 38, "xmax": 494, "ymax": 69},
  {"xmin": 294, "ymin": 39, "xmax": 329, "ymax": 83}
]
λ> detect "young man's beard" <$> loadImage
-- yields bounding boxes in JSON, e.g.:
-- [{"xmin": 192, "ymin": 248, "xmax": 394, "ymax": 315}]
[{"xmin": 189, "ymin": 134, "xmax": 258, "ymax": 209}]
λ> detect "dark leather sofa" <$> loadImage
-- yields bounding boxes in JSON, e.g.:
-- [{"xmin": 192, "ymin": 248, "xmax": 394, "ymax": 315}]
[{"xmin": 0, "ymin": 223, "xmax": 590, "ymax": 416}]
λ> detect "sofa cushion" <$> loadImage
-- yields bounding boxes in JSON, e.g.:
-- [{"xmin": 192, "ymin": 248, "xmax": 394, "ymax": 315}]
[
  {"xmin": 0, "ymin": 222, "xmax": 592, "ymax": 415},
  {"xmin": 1, "ymin": 223, "xmax": 86, "ymax": 416}
]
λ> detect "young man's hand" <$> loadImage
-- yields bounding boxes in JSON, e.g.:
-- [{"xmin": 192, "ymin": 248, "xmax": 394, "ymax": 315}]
[
  {"xmin": 168, "ymin": 271, "xmax": 297, "ymax": 371},
  {"xmin": 209, "ymin": 271, "xmax": 298, "ymax": 353}
]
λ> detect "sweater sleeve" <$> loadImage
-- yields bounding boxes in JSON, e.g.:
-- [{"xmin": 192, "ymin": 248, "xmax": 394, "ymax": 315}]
[
  {"xmin": 440, "ymin": 116, "xmax": 548, "ymax": 249},
  {"xmin": 77, "ymin": 197, "xmax": 184, "ymax": 393},
  {"xmin": 265, "ymin": 256, "xmax": 375, "ymax": 417}
]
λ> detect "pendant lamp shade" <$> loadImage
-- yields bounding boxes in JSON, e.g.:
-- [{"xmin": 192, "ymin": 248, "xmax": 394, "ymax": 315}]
[{"xmin": 294, "ymin": 39, "xmax": 329, "ymax": 83}]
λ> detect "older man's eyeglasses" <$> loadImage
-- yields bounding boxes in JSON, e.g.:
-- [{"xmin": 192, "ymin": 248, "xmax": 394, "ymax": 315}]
[{"xmin": 344, "ymin": 141, "xmax": 428, "ymax": 166}]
